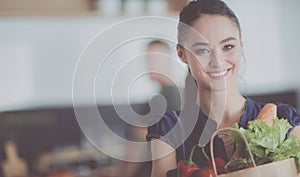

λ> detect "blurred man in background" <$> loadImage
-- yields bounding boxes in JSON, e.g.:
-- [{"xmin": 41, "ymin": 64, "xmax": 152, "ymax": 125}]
[{"xmin": 118, "ymin": 40, "xmax": 181, "ymax": 177}]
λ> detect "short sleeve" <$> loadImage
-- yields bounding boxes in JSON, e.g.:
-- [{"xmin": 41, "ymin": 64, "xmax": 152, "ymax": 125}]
[
  {"xmin": 146, "ymin": 111, "xmax": 181, "ymax": 148},
  {"xmin": 277, "ymin": 103, "xmax": 300, "ymax": 137},
  {"xmin": 277, "ymin": 103, "xmax": 300, "ymax": 127}
]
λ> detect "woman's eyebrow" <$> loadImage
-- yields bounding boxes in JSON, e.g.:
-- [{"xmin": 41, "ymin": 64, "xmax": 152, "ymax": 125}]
[
  {"xmin": 191, "ymin": 42, "xmax": 209, "ymax": 48},
  {"xmin": 191, "ymin": 37, "xmax": 236, "ymax": 48},
  {"xmin": 220, "ymin": 37, "xmax": 236, "ymax": 44}
]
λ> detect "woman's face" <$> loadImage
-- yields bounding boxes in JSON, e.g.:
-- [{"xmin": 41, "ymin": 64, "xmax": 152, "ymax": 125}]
[{"xmin": 178, "ymin": 14, "xmax": 243, "ymax": 92}]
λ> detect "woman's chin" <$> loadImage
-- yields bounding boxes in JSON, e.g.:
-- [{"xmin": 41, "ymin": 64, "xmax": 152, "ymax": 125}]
[{"xmin": 208, "ymin": 80, "xmax": 229, "ymax": 92}]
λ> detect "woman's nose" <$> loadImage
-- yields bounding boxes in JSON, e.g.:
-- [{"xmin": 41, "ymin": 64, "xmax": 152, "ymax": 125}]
[{"xmin": 209, "ymin": 50, "xmax": 224, "ymax": 68}]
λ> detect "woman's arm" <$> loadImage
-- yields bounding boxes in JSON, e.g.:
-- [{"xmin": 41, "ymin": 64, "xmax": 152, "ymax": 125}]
[
  {"xmin": 150, "ymin": 139, "xmax": 177, "ymax": 177},
  {"xmin": 290, "ymin": 126, "xmax": 300, "ymax": 141}
]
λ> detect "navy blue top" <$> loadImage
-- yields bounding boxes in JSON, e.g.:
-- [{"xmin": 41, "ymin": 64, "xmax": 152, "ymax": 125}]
[{"xmin": 146, "ymin": 97, "xmax": 300, "ymax": 167}]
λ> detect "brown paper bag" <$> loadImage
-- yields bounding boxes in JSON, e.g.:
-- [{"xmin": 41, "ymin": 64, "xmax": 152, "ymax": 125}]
[{"xmin": 210, "ymin": 128, "xmax": 299, "ymax": 177}]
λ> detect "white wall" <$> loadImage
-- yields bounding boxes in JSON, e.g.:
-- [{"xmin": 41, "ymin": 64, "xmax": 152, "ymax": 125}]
[
  {"xmin": 0, "ymin": 16, "xmax": 185, "ymax": 111},
  {"xmin": 1, "ymin": 0, "xmax": 300, "ymax": 111},
  {"xmin": 277, "ymin": 0, "xmax": 300, "ymax": 86},
  {"xmin": 226, "ymin": 0, "xmax": 287, "ymax": 92}
]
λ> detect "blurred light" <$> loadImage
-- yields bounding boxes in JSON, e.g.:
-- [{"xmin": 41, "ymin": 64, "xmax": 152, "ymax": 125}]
[
  {"xmin": 97, "ymin": 0, "xmax": 122, "ymax": 16},
  {"xmin": 147, "ymin": 0, "xmax": 168, "ymax": 15},
  {"xmin": 124, "ymin": 0, "xmax": 145, "ymax": 15}
]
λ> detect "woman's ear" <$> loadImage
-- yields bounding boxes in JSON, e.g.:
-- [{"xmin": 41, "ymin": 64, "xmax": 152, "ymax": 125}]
[{"xmin": 176, "ymin": 45, "xmax": 188, "ymax": 64}]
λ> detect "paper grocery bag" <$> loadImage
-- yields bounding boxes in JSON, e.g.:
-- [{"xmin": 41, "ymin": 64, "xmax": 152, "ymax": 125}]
[
  {"xmin": 216, "ymin": 158, "xmax": 297, "ymax": 177},
  {"xmin": 210, "ymin": 128, "xmax": 299, "ymax": 177}
]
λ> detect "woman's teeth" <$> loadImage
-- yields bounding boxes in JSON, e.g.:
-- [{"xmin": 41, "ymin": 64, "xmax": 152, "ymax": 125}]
[{"xmin": 209, "ymin": 69, "xmax": 228, "ymax": 77}]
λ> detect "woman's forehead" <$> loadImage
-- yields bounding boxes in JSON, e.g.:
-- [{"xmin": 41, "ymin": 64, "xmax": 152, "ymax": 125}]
[{"xmin": 185, "ymin": 14, "xmax": 240, "ymax": 46}]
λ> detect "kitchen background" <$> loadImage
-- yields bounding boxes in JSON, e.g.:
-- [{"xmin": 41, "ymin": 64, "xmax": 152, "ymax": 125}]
[{"xmin": 0, "ymin": 0, "xmax": 300, "ymax": 177}]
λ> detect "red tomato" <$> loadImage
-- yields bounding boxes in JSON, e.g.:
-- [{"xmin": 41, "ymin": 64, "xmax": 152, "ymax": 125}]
[
  {"xmin": 205, "ymin": 157, "xmax": 227, "ymax": 174},
  {"xmin": 178, "ymin": 160, "xmax": 199, "ymax": 177},
  {"xmin": 246, "ymin": 165, "xmax": 254, "ymax": 169},
  {"xmin": 197, "ymin": 168, "xmax": 215, "ymax": 177}
]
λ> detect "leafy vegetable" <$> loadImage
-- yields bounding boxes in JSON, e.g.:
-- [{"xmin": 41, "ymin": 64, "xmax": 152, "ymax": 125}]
[{"xmin": 229, "ymin": 118, "xmax": 300, "ymax": 170}]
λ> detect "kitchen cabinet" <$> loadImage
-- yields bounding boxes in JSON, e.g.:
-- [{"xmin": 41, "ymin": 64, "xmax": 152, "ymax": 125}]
[{"xmin": 0, "ymin": 0, "xmax": 188, "ymax": 16}]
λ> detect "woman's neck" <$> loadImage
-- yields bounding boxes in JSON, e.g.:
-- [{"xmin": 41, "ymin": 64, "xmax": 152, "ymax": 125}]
[{"xmin": 198, "ymin": 84, "xmax": 246, "ymax": 128}]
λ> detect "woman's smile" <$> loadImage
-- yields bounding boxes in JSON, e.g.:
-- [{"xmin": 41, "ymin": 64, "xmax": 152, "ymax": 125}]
[
  {"xmin": 208, "ymin": 69, "xmax": 229, "ymax": 78},
  {"xmin": 207, "ymin": 68, "xmax": 231, "ymax": 80}
]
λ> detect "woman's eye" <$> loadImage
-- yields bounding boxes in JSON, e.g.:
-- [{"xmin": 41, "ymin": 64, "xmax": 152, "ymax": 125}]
[
  {"xmin": 195, "ymin": 49, "xmax": 210, "ymax": 55},
  {"xmin": 223, "ymin": 44, "xmax": 235, "ymax": 50}
]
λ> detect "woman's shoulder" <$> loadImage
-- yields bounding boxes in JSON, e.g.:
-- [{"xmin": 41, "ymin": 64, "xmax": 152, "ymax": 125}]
[
  {"xmin": 246, "ymin": 97, "xmax": 300, "ymax": 126},
  {"xmin": 146, "ymin": 111, "xmax": 181, "ymax": 140},
  {"xmin": 146, "ymin": 111, "xmax": 183, "ymax": 148},
  {"xmin": 275, "ymin": 102, "xmax": 300, "ymax": 126}
]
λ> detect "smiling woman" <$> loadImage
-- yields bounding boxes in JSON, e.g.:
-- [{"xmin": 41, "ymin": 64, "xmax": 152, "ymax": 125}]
[
  {"xmin": 146, "ymin": 0, "xmax": 300, "ymax": 177},
  {"xmin": 178, "ymin": 14, "xmax": 243, "ymax": 93}
]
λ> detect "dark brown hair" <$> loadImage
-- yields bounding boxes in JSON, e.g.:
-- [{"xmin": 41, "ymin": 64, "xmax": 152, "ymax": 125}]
[{"xmin": 178, "ymin": 0, "xmax": 241, "ymax": 44}]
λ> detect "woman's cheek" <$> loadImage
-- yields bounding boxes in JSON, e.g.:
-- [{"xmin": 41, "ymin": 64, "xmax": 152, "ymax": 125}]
[
  {"xmin": 186, "ymin": 54, "xmax": 210, "ymax": 82},
  {"xmin": 190, "ymin": 64, "xmax": 208, "ymax": 84},
  {"xmin": 226, "ymin": 50, "xmax": 242, "ymax": 65}
]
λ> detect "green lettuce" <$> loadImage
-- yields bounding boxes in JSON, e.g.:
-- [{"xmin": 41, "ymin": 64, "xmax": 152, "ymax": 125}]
[{"xmin": 229, "ymin": 118, "xmax": 300, "ymax": 170}]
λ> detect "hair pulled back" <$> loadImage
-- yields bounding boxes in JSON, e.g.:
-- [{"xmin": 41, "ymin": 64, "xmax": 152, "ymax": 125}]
[{"xmin": 178, "ymin": 0, "xmax": 241, "ymax": 44}]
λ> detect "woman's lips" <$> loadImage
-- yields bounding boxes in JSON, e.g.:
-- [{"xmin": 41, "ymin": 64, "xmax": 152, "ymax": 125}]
[{"xmin": 207, "ymin": 68, "xmax": 230, "ymax": 79}]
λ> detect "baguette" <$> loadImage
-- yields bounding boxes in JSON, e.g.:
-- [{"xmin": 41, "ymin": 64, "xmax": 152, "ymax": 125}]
[
  {"xmin": 230, "ymin": 103, "xmax": 277, "ymax": 160},
  {"xmin": 256, "ymin": 103, "xmax": 277, "ymax": 127}
]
